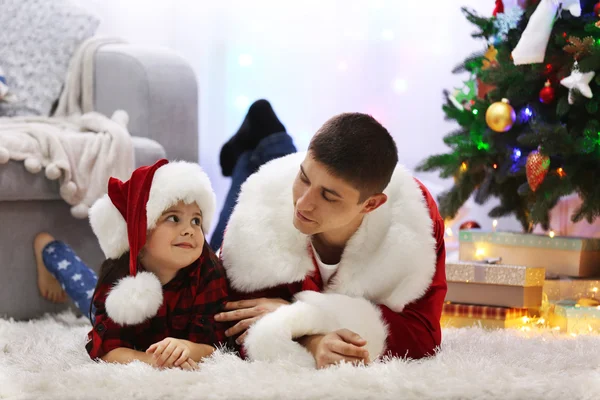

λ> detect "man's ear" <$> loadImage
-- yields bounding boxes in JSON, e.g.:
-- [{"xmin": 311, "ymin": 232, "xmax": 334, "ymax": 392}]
[{"xmin": 361, "ymin": 193, "xmax": 387, "ymax": 214}]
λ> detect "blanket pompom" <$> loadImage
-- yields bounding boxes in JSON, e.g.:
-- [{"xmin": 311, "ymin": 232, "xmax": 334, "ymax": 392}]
[
  {"xmin": 45, "ymin": 163, "xmax": 61, "ymax": 180},
  {"xmin": 0, "ymin": 147, "xmax": 8, "ymax": 164},
  {"xmin": 24, "ymin": 157, "xmax": 42, "ymax": 173},
  {"xmin": 60, "ymin": 181, "xmax": 77, "ymax": 198},
  {"xmin": 71, "ymin": 204, "xmax": 89, "ymax": 219}
]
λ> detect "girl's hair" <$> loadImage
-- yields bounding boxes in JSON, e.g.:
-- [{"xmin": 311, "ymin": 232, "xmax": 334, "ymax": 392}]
[{"xmin": 88, "ymin": 252, "xmax": 130, "ymax": 324}]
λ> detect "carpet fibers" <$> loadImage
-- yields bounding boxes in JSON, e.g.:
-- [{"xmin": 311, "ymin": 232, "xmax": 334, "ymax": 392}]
[{"xmin": 1, "ymin": 312, "xmax": 599, "ymax": 400}]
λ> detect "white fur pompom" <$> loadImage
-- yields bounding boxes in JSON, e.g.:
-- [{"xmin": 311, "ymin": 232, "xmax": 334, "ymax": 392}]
[{"xmin": 105, "ymin": 271, "xmax": 163, "ymax": 325}]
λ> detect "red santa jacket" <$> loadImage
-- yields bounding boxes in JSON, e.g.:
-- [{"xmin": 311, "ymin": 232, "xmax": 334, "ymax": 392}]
[{"xmin": 221, "ymin": 153, "xmax": 447, "ymax": 367}]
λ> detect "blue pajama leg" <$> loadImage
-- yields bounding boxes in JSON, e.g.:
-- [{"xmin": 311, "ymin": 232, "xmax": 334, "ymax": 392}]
[{"xmin": 42, "ymin": 240, "xmax": 98, "ymax": 318}]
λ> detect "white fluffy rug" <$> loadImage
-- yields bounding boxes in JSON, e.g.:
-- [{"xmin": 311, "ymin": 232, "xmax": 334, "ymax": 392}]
[{"xmin": 1, "ymin": 312, "xmax": 600, "ymax": 400}]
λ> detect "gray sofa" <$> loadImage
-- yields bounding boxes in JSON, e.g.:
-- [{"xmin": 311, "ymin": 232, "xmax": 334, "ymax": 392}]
[{"xmin": 0, "ymin": 43, "xmax": 199, "ymax": 320}]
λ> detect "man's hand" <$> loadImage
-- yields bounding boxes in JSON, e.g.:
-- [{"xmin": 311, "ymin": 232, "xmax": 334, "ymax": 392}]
[
  {"xmin": 214, "ymin": 298, "xmax": 289, "ymax": 344},
  {"xmin": 146, "ymin": 337, "xmax": 192, "ymax": 369},
  {"xmin": 300, "ymin": 329, "xmax": 370, "ymax": 369},
  {"xmin": 178, "ymin": 358, "xmax": 199, "ymax": 371}
]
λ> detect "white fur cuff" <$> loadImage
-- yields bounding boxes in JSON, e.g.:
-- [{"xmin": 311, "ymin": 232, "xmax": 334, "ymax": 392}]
[{"xmin": 244, "ymin": 291, "xmax": 388, "ymax": 368}]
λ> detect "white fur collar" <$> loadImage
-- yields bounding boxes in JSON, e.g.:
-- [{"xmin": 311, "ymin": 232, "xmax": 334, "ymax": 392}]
[{"xmin": 221, "ymin": 152, "xmax": 437, "ymax": 312}]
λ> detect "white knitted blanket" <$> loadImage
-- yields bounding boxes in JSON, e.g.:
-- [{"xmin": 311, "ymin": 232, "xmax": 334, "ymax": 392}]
[{"xmin": 0, "ymin": 37, "xmax": 133, "ymax": 218}]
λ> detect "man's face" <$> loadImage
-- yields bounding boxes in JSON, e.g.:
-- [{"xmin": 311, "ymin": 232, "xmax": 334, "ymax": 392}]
[{"xmin": 292, "ymin": 153, "xmax": 367, "ymax": 236}]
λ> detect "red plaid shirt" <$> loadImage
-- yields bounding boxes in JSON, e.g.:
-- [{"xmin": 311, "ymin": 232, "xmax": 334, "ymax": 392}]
[{"xmin": 86, "ymin": 243, "xmax": 230, "ymax": 360}]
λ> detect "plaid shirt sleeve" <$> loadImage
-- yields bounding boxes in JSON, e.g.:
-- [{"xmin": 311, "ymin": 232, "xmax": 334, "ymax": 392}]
[
  {"xmin": 85, "ymin": 283, "xmax": 134, "ymax": 360},
  {"xmin": 187, "ymin": 248, "xmax": 230, "ymax": 347}
]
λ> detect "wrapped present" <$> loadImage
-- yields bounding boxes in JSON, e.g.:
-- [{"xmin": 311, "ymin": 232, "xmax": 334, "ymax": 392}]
[
  {"xmin": 441, "ymin": 303, "xmax": 528, "ymax": 329},
  {"xmin": 459, "ymin": 230, "xmax": 600, "ymax": 277},
  {"xmin": 549, "ymin": 300, "xmax": 600, "ymax": 335},
  {"xmin": 544, "ymin": 278, "xmax": 600, "ymax": 302},
  {"xmin": 446, "ymin": 261, "xmax": 545, "ymax": 308}
]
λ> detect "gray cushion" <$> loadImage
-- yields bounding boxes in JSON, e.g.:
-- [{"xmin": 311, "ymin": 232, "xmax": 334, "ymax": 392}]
[
  {"xmin": 0, "ymin": 0, "xmax": 99, "ymax": 116},
  {"xmin": 0, "ymin": 136, "xmax": 166, "ymax": 201}
]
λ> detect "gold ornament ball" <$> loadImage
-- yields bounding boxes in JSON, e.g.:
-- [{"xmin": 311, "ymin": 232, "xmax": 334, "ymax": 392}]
[{"xmin": 485, "ymin": 98, "xmax": 516, "ymax": 132}]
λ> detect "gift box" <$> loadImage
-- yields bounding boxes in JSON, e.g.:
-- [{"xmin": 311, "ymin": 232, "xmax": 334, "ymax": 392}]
[
  {"xmin": 459, "ymin": 230, "xmax": 600, "ymax": 277},
  {"xmin": 548, "ymin": 301, "xmax": 600, "ymax": 335},
  {"xmin": 445, "ymin": 261, "xmax": 545, "ymax": 308},
  {"xmin": 543, "ymin": 278, "xmax": 600, "ymax": 302},
  {"xmin": 441, "ymin": 303, "xmax": 528, "ymax": 329}
]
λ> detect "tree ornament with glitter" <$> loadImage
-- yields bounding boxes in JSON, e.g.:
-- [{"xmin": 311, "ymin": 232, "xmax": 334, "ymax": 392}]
[{"xmin": 526, "ymin": 150, "xmax": 550, "ymax": 192}]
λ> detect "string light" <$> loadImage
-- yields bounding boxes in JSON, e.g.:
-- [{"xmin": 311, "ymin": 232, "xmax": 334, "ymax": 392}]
[
  {"xmin": 445, "ymin": 227, "xmax": 453, "ymax": 237},
  {"xmin": 475, "ymin": 248, "xmax": 485, "ymax": 257},
  {"xmin": 234, "ymin": 95, "xmax": 250, "ymax": 110},
  {"xmin": 492, "ymin": 219, "xmax": 498, "ymax": 232},
  {"xmin": 381, "ymin": 29, "xmax": 394, "ymax": 40},
  {"xmin": 549, "ymin": 230, "xmax": 555, "ymax": 238},
  {"xmin": 238, "ymin": 54, "xmax": 253, "ymax": 67},
  {"xmin": 472, "ymin": 109, "xmax": 479, "ymax": 115},
  {"xmin": 393, "ymin": 78, "xmax": 407, "ymax": 93},
  {"xmin": 460, "ymin": 162, "xmax": 468, "ymax": 172},
  {"xmin": 512, "ymin": 148, "xmax": 522, "ymax": 162},
  {"xmin": 493, "ymin": 163, "xmax": 498, "ymax": 169}
]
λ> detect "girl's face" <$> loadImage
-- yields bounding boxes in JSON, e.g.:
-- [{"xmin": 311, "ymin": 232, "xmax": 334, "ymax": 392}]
[{"xmin": 142, "ymin": 201, "xmax": 204, "ymax": 274}]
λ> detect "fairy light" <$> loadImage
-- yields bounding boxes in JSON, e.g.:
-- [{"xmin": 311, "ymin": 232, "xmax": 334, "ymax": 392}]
[
  {"xmin": 592, "ymin": 287, "xmax": 598, "ymax": 293},
  {"xmin": 549, "ymin": 230, "xmax": 555, "ymax": 238},
  {"xmin": 475, "ymin": 248, "xmax": 485, "ymax": 258},
  {"xmin": 460, "ymin": 162, "xmax": 468, "ymax": 172},
  {"xmin": 557, "ymin": 168, "xmax": 566, "ymax": 178},
  {"xmin": 445, "ymin": 227, "xmax": 454, "ymax": 237},
  {"xmin": 493, "ymin": 163, "xmax": 498, "ymax": 169},
  {"xmin": 512, "ymin": 148, "xmax": 522, "ymax": 160},
  {"xmin": 492, "ymin": 219, "xmax": 498, "ymax": 232}
]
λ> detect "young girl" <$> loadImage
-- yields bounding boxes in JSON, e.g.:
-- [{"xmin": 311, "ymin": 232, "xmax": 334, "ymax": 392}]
[{"xmin": 34, "ymin": 159, "xmax": 229, "ymax": 370}]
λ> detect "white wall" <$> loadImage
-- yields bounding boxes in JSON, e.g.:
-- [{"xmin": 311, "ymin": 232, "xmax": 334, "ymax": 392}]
[{"xmin": 77, "ymin": 0, "xmax": 523, "ymax": 235}]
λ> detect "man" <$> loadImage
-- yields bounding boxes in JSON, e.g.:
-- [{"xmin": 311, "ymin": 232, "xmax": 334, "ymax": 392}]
[{"xmin": 215, "ymin": 113, "xmax": 447, "ymax": 369}]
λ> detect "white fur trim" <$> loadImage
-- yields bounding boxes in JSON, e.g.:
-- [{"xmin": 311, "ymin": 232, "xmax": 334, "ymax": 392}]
[
  {"xmin": 105, "ymin": 271, "xmax": 163, "ymax": 326},
  {"xmin": 222, "ymin": 152, "xmax": 437, "ymax": 312},
  {"xmin": 89, "ymin": 194, "xmax": 128, "ymax": 259},
  {"xmin": 244, "ymin": 291, "xmax": 388, "ymax": 367},
  {"xmin": 88, "ymin": 161, "xmax": 216, "ymax": 259},
  {"xmin": 146, "ymin": 161, "xmax": 216, "ymax": 234}
]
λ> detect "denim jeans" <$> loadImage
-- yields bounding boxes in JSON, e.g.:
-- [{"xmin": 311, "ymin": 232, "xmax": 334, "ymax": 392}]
[{"xmin": 209, "ymin": 132, "xmax": 297, "ymax": 250}]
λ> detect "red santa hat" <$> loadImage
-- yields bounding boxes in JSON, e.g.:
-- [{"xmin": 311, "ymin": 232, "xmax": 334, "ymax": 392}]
[{"xmin": 88, "ymin": 159, "xmax": 216, "ymax": 325}]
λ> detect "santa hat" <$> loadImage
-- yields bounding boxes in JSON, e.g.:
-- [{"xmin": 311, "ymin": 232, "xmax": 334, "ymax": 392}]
[{"xmin": 89, "ymin": 159, "xmax": 216, "ymax": 325}]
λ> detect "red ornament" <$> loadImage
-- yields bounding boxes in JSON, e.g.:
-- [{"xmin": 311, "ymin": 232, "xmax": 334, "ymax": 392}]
[
  {"xmin": 594, "ymin": 2, "xmax": 600, "ymax": 16},
  {"xmin": 526, "ymin": 150, "xmax": 550, "ymax": 192},
  {"xmin": 459, "ymin": 221, "xmax": 481, "ymax": 230},
  {"xmin": 493, "ymin": 0, "xmax": 504, "ymax": 16},
  {"xmin": 539, "ymin": 80, "xmax": 555, "ymax": 104}
]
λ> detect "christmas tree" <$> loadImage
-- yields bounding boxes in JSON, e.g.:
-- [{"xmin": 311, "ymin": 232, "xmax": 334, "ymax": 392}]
[{"xmin": 417, "ymin": 0, "xmax": 600, "ymax": 232}]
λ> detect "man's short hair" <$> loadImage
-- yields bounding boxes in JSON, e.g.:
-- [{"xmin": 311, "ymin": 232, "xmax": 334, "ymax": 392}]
[{"xmin": 308, "ymin": 113, "xmax": 398, "ymax": 202}]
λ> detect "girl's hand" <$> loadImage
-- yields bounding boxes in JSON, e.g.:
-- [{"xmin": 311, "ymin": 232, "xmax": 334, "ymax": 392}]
[{"xmin": 146, "ymin": 337, "xmax": 191, "ymax": 368}]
